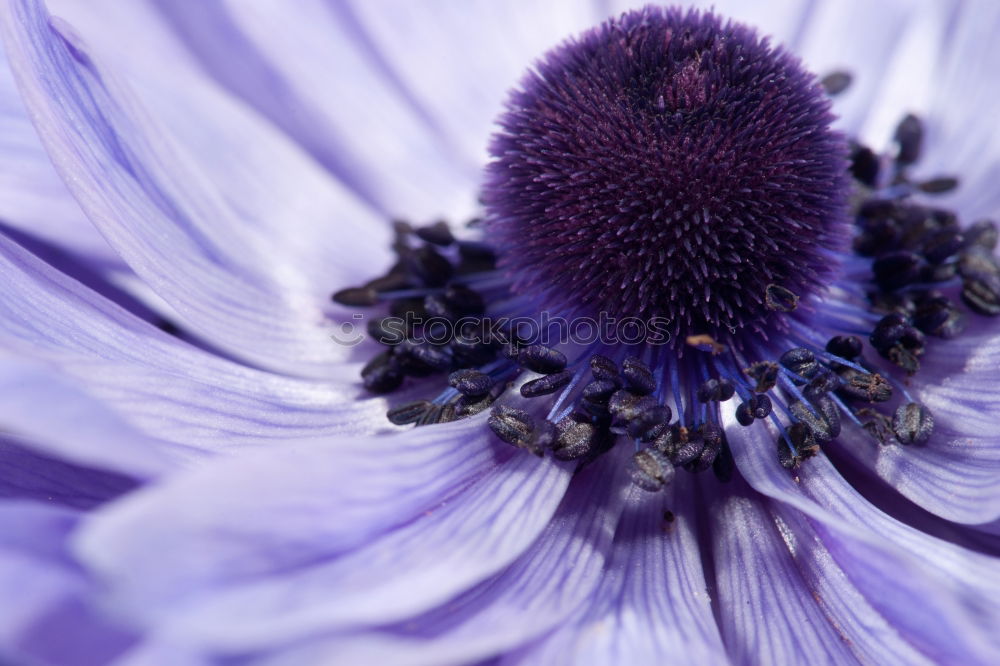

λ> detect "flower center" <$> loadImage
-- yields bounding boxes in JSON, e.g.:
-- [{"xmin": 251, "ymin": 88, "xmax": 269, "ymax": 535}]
[{"xmin": 482, "ymin": 7, "xmax": 850, "ymax": 344}]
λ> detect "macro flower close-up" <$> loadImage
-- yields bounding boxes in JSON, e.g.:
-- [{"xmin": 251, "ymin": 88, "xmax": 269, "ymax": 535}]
[{"xmin": 2, "ymin": 0, "xmax": 1000, "ymax": 664}]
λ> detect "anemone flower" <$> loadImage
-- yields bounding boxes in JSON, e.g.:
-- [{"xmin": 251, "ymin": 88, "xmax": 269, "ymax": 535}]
[{"xmin": 1, "ymin": 0, "xmax": 1000, "ymax": 664}]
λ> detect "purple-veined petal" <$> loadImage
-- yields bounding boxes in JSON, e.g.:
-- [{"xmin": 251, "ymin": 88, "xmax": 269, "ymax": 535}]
[
  {"xmin": 75, "ymin": 419, "xmax": 572, "ymax": 650},
  {"xmin": 727, "ymin": 413, "xmax": 1000, "ymax": 663},
  {"xmin": 0, "ymin": 356, "xmax": 174, "ymax": 477},
  {"xmin": 259, "ymin": 449, "xmax": 628, "ymax": 666},
  {"xmin": 46, "ymin": 0, "xmax": 398, "ymax": 298},
  {"xmin": 502, "ymin": 474, "xmax": 727, "ymax": 666},
  {"xmin": 152, "ymin": 0, "xmax": 479, "ymax": 221},
  {"xmin": 0, "ymin": 232, "xmax": 393, "ymax": 450},
  {"xmin": 0, "ymin": 0, "xmax": 384, "ymax": 377}
]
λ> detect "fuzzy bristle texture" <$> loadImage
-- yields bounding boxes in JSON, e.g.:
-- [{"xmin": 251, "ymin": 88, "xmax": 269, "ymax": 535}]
[{"xmin": 483, "ymin": 6, "xmax": 850, "ymax": 344}]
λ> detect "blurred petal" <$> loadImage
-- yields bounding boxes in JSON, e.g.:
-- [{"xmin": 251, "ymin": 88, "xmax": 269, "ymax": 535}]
[
  {"xmin": 0, "ymin": 502, "xmax": 134, "ymax": 666},
  {"xmin": 75, "ymin": 420, "xmax": 572, "ymax": 650}
]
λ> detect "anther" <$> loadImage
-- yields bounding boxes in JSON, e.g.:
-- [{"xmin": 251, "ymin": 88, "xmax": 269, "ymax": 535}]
[
  {"xmin": 414, "ymin": 221, "xmax": 455, "ymax": 246},
  {"xmin": 387, "ymin": 400, "xmax": 434, "ymax": 426},
  {"xmin": 893, "ymin": 114, "xmax": 923, "ymax": 166},
  {"xmin": 331, "ymin": 286, "xmax": 379, "ymax": 307},
  {"xmin": 696, "ymin": 378, "xmax": 735, "ymax": 402},
  {"xmin": 621, "ymin": 357, "xmax": 656, "ymax": 395},
  {"xmin": 837, "ymin": 369, "xmax": 892, "ymax": 403},
  {"xmin": 745, "ymin": 361, "xmax": 779, "ymax": 392},
  {"xmin": 361, "ymin": 352, "xmax": 403, "ymax": 394},
  {"xmin": 488, "ymin": 406, "xmax": 538, "ymax": 453},
  {"xmin": 626, "ymin": 405, "xmax": 672, "ymax": 442},
  {"xmin": 873, "ymin": 251, "xmax": 925, "ymax": 291},
  {"xmin": 518, "ymin": 345, "xmax": 568, "ymax": 374},
  {"xmin": 779, "ymin": 348, "xmax": 819, "ymax": 380},
  {"xmin": 916, "ymin": 176, "xmax": 960, "ymax": 194},
  {"xmin": 552, "ymin": 418, "xmax": 598, "ymax": 461},
  {"xmin": 403, "ymin": 245, "xmax": 454, "ymax": 287},
  {"xmin": 892, "ymin": 402, "xmax": 934, "ymax": 445},
  {"xmin": 629, "ymin": 448, "xmax": 675, "ymax": 492},
  {"xmin": 589, "ymin": 355, "xmax": 620, "ymax": 382},
  {"xmin": 520, "ymin": 370, "xmax": 574, "ymax": 398},
  {"xmin": 820, "ymin": 70, "xmax": 852, "ymax": 96},
  {"xmin": 448, "ymin": 369, "xmax": 493, "ymax": 397}
]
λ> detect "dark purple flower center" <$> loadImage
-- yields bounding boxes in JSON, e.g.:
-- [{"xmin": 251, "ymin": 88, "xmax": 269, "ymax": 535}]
[{"xmin": 483, "ymin": 7, "xmax": 850, "ymax": 344}]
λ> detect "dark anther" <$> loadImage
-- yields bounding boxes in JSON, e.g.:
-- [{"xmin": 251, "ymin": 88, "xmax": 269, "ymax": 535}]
[
  {"xmin": 488, "ymin": 406, "xmax": 538, "ymax": 453},
  {"xmin": 582, "ymin": 379, "xmax": 619, "ymax": 404},
  {"xmin": 608, "ymin": 390, "xmax": 657, "ymax": 428},
  {"xmin": 912, "ymin": 295, "xmax": 953, "ymax": 334},
  {"xmin": 892, "ymin": 402, "xmax": 934, "ymax": 445},
  {"xmin": 712, "ymin": 435, "xmax": 735, "ymax": 483},
  {"xmin": 838, "ymin": 369, "xmax": 892, "ymax": 403},
  {"xmin": 387, "ymin": 400, "xmax": 434, "ymax": 426},
  {"xmin": 752, "ymin": 393, "xmax": 772, "ymax": 419},
  {"xmin": 935, "ymin": 308, "xmax": 966, "ymax": 339},
  {"xmin": 520, "ymin": 370, "xmax": 574, "ymax": 398},
  {"xmin": 857, "ymin": 408, "xmax": 896, "ymax": 445},
  {"xmin": 696, "ymin": 378, "xmax": 735, "ymax": 402},
  {"xmin": 869, "ymin": 313, "xmax": 910, "ymax": 354},
  {"xmin": 961, "ymin": 277, "xmax": 1000, "ymax": 316},
  {"xmin": 332, "ymin": 286, "xmax": 378, "ymax": 307},
  {"xmin": 917, "ymin": 177, "xmax": 959, "ymax": 194},
  {"xmin": 672, "ymin": 429, "xmax": 706, "ymax": 467},
  {"xmin": 622, "ymin": 357, "xmax": 656, "ymax": 395},
  {"xmin": 448, "ymin": 369, "xmax": 493, "ymax": 397},
  {"xmin": 686, "ymin": 424, "xmax": 723, "ymax": 473},
  {"xmin": 404, "ymin": 246, "xmax": 454, "ymax": 286},
  {"xmin": 422, "ymin": 293, "xmax": 453, "ymax": 320},
  {"xmin": 964, "ymin": 219, "xmax": 998, "ymax": 251},
  {"xmin": 405, "ymin": 343, "xmax": 452, "ymax": 373},
  {"xmin": 850, "ymin": 144, "xmax": 880, "ymax": 187},
  {"xmin": 779, "ymin": 348, "xmax": 819, "ymax": 380},
  {"xmin": 922, "ymin": 229, "xmax": 964, "ymax": 265},
  {"xmin": 367, "ymin": 317, "xmax": 408, "ymax": 346},
  {"xmin": 745, "ymin": 361, "xmax": 779, "ymax": 392},
  {"xmin": 803, "ymin": 369, "xmax": 839, "ymax": 401},
  {"xmin": 443, "ymin": 284, "xmax": 486, "ymax": 316},
  {"xmin": 825, "ymin": 335, "xmax": 863, "ymax": 360},
  {"xmin": 414, "ymin": 221, "xmax": 455, "ymax": 246},
  {"xmin": 450, "ymin": 334, "xmax": 496, "ymax": 368},
  {"xmin": 519, "ymin": 345, "xmax": 568, "ymax": 374},
  {"xmin": 894, "ymin": 113, "xmax": 923, "ymax": 166},
  {"xmin": 873, "ymin": 251, "xmax": 925, "ymax": 291},
  {"xmin": 626, "ymin": 405, "xmax": 672, "ymax": 442},
  {"xmin": 630, "ymin": 448, "xmax": 675, "ymax": 492},
  {"xmin": 589, "ymin": 355, "xmax": 620, "ymax": 382},
  {"xmin": 790, "ymin": 400, "xmax": 834, "ymax": 444},
  {"xmin": 764, "ymin": 284, "xmax": 799, "ymax": 312},
  {"xmin": 957, "ymin": 247, "xmax": 1000, "ymax": 282},
  {"xmin": 388, "ymin": 296, "xmax": 425, "ymax": 319},
  {"xmin": 780, "ymin": 422, "xmax": 819, "ymax": 469},
  {"xmin": 735, "ymin": 400, "xmax": 755, "ymax": 426},
  {"xmin": 868, "ymin": 290, "xmax": 916, "ymax": 317},
  {"xmin": 553, "ymin": 418, "xmax": 597, "ymax": 461},
  {"xmin": 820, "ymin": 70, "xmax": 852, "ymax": 96},
  {"xmin": 361, "ymin": 352, "xmax": 403, "ymax": 394}
]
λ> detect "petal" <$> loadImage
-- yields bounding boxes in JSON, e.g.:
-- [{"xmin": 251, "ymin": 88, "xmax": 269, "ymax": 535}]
[
  {"xmin": 727, "ymin": 415, "xmax": 1000, "ymax": 663},
  {"xmin": 0, "ymin": 437, "xmax": 137, "ymax": 510},
  {"xmin": 153, "ymin": 0, "xmax": 479, "ymax": 221},
  {"xmin": 0, "ymin": 356, "xmax": 173, "ymax": 477},
  {"xmin": 75, "ymin": 419, "xmax": 573, "ymax": 650},
  {"xmin": 834, "ymin": 322, "xmax": 1000, "ymax": 525},
  {"xmin": 256, "ymin": 449, "xmax": 628, "ymax": 666},
  {"xmin": 0, "ymin": 502, "xmax": 135, "ymax": 666},
  {"xmin": 0, "ymin": 232, "xmax": 392, "ymax": 450},
  {"xmin": 345, "ymin": 0, "xmax": 607, "ymax": 166},
  {"xmin": 503, "ymin": 473, "xmax": 727, "ymax": 666},
  {"xmin": 46, "ymin": 0, "xmax": 397, "ymax": 294},
  {"xmin": 0, "ymin": 0, "xmax": 380, "ymax": 376}
]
